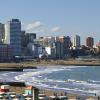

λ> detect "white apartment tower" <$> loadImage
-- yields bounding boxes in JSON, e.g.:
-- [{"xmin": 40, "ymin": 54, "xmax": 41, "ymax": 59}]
[{"xmin": 73, "ymin": 35, "xmax": 80, "ymax": 48}]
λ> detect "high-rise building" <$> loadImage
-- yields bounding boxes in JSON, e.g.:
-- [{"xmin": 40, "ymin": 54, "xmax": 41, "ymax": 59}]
[
  {"xmin": 73, "ymin": 35, "xmax": 80, "ymax": 48},
  {"xmin": 0, "ymin": 44, "xmax": 10, "ymax": 61},
  {"xmin": 0, "ymin": 23, "xmax": 5, "ymax": 43},
  {"xmin": 55, "ymin": 41, "xmax": 64, "ymax": 59},
  {"xmin": 56, "ymin": 36, "xmax": 71, "ymax": 55},
  {"xmin": 22, "ymin": 33, "xmax": 36, "ymax": 48},
  {"xmin": 96, "ymin": 42, "xmax": 100, "ymax": 52},
  {"xmin": 44, "ymin": 36, "xmax": 55, "ymax": 47},
  {"xmin": 25, "ymin": 33, "xmax": 36, "ymax": 43},
  {"xmin": 21, "ymin": 31, "xmax": 26, "ymax": 48},
  {"xmin": 54, "ymin": 36, "xmax": 72, "ymax": 59},
  {"xmin": 4, "ymin": 19, "xmax": 22, "ymax": 56},
  {"xmin": 86, "ymin": 37, "xmax": 94, "ymax": 48}
]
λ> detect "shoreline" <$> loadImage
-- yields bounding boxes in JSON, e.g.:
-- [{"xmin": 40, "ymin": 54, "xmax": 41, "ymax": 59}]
[
  {"xmin": 0, "ymin": 62, "xmax": 100, "ymax": 99},
  {"xmin": 0, "ymin": 59, "xmax": 100, "ymax": 69},
  {"xmin": 19, "ymin": 59, "xmax": 100, "ymax": 67},
  {"xmin": 0, "ymin": 59, "xmax": 100, "ymax": 71}
]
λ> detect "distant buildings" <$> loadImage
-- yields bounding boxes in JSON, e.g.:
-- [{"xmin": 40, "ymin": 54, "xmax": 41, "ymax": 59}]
[
  {"xmin": 86, "ymin": 37, "xmax": 94, "ymax": 48},
  {"xmin": 96, "ymin": 42, "xmax": 100, "ymax": 53},
  {"xmin": 4, "ymin": 19, "xmax": 22, "ymax": 56},
  {"xmin": 73, "ymin": 35, "xmax": 80, "ymax": 48},
  {"xmin": 21, "ymin": 32, "xmax": 36, "ymax": 48},
  {"xmin": 45, "ymin": 46, "xmax": 56, "ymax": 57},
  {"xmin": 55, "ymin": 41, "xmax": 64, "ymax": 59},
  {"xmin": 25, "ymin": 33, "xmax": 36, "ymax": 43},
  {"xmin": 0, "ymin": 23, "xmax": 4, "ymax": 43},
  {"xmin": 0, "ymin": 18, "xmax": 99, "ymax": 61},
  {"xmin": 0, "ymin": 44, "xmax": 10, "ymax": 61},
  {"xmin": 44, "ymin": 36, "xmax": 55, "ymax": 47},
  {"xmin": 55, "ymin": 36, "xmax": 71, "ymax": 58}
]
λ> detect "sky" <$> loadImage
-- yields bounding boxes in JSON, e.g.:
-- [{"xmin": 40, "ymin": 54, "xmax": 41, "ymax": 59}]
[{"xmin": 0, "ymin": 0, "xmax": 100, "ymax": 44}]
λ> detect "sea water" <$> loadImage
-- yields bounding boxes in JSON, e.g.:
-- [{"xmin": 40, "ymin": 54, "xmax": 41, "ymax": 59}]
[{"xmin": 0, "ymin": 65, "xmax": 100, "ymax": 96}]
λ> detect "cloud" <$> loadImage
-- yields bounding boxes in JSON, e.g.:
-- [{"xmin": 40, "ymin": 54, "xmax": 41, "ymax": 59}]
[
  {"xmin": 26, "ymin": 21, "xmax": 42, "ymax": 31},
  {"xmin": 23, "ymin": 21, "xmax": 61, "ymax": 37},
  {"xmin": 51, "ymin": 26, "xmax": 61, "ymax": 32}
]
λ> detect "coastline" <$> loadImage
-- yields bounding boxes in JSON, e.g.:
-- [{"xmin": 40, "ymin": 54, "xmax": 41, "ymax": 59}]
[
  {"xmin": 17, "ymin": 59, "xmax": 100, "ymax": 67},
  {"xmin": 0, "ymin": 60, "xmax": 100, "ymax": 99},
  {"xmin": 0, "ymin": 59, "xmax": 100, "ymax": 69}
]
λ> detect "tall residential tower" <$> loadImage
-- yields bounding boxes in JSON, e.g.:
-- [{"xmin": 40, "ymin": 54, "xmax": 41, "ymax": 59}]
[
  {"xmin": 86, "ymin": 37, "xmax": 94, "ymax": 48},
  {"xmin": 73, "ymin": 35, "xmax": 80, "ymax": 48},
  {"xmin": 0, "ymin": 23, "xmax": 5, "ymax": 43},
  {"xmin": 5, "ymin": 19, "xmax": 22, "ymax": 56}
]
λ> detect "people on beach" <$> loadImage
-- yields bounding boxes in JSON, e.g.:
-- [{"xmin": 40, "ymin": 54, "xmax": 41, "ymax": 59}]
[{"xmin": 64, "ymin": 92, "xmax": 67, "ymax": 96}]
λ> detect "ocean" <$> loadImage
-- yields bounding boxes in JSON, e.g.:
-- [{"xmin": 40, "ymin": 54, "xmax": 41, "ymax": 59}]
[{"xmin": 0, "ymin": 65, "xmax": 100, "ymax": 96}]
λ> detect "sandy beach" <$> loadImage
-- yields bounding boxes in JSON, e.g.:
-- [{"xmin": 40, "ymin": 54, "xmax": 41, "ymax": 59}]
[
  {"xmin": 9, "ymin": 86, "xmax": 99, "ymax": 100},
  {"xmin": 0, "ymin": 59, "xmax": 100, "ymax": 99}
]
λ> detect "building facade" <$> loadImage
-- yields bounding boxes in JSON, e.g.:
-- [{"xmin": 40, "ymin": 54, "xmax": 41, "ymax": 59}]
[
  {"xmin": 25, "ymin": 33, "xmax": 36, "ymax": 44},
  {"xmin": 0, "ymin": 23, "xmax": 5, "ymax": 43},
  {"xmin": 73, "ymin": 35, "xmax": 80, "ymax": 48},
  {"xmin": 55, "ymin": 41, "xmax": 64, "ymax": 59},
  {"xmin": 4, "ymin": 19, "xmax": 22, "ymax": 56},
  {"xmin": 45, "ymin": 46, "xmax": 56, "ymax": 58},
  {"xmin": 0, "ymin": 44, "xmax": 10, "ymax": 61},
  {"xmin": 56, "ymin": 36, "xmax": 71, "ymax": 57},
  {"xmin": 86, "ymin": 37, "xmax": 94, "ymax": 48},
  {"xmin": 44, "ymin": 36, "xmax": 55, "ymax": 47}
]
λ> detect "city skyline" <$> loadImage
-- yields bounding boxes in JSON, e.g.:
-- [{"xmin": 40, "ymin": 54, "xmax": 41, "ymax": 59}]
[{"xmin": 0, "ymin": 0, "xmax": 100, "ymax": 44}]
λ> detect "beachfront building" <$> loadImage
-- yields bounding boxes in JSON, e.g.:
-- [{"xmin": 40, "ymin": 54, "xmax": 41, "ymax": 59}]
[
  {"xmin": 97, "ymin": 42, "xmax": 100, "ymax": 52},
  {"xmin": 86, "ymin": 37, "xmax": 94, "ymax": 48},
  {"xmin": 4, "ymin": 19, "xmax": 22, "ymax": 56},
  {"xmin": 55, "ymin": 41, "xmax": 64, "ymax": 59},
  {"xmin": 0, "ymin": 23, "xmax": 5, "ymax": 43},
  {"xmin": 24, "ymin": 33, "xmax": 36, "ymax": 46},
  {"xmin": 26, "ymin": 33, "xmax": 36, "ymax": 41},
  {"xmin": 45, "ymin": 46, "xmax": 56, "ymax": 58},
  {"xmin": 55, "ymin": 36, "xmax": 72, "ymax": 59},
  {"xmin": 73, "ymin": 34, "xmax": 80, "ymax": 48},
  {"xmin": 0, "ymin": 44, "xmax": 10, "ymax": 61},
  {"xmin": 21, "ymin": 31, "xmax": 26, "ymax": 47},
  {"xmin": 26, "ymin": 42, "xmax": 46, "ymax": 58},
  {"xmin": 37, "ymin": 36, "xmax": 56, "ymax": 47},
  {"xmin": 44, "ymin": 36, "xmax": 56, "ymax": 47},
  {"xmin": 37, "ymin": 37, "xmax": 45, "ymax": 47},
  {"xmin": 21, "ymin": 32, "xmax": 36, "ymax": 55}
]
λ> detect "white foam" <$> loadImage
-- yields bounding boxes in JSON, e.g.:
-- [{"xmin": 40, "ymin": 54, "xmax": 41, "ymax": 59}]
[
  {"xmin": 14, "ymin": 66, "xmax": 100, "ymax": 95},
  {"xmin": 0, "ymin": 65, "xmax": 100, "ymax": 96}
]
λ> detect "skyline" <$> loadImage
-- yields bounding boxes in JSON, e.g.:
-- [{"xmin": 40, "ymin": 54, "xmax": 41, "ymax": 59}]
[{"xmin": 0, "ymin": 0, "xmax": 100, "ymax": 44}]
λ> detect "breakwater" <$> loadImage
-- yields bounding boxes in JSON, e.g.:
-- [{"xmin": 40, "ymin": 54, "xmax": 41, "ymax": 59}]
[
  {"xmin": 0, "ymin": 82, "xmax": 25, "ymax": 86},
  {"xmin": 0, "ymin": 67, "xmax": 23, "ymax": 71},
  {"xmin": 0, "ymin": 66, "xmax": 37, "ymax": 71}
]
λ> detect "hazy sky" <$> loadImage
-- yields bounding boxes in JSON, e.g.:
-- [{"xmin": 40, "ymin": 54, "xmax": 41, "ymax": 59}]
[{"xmin": 0, "ymin": 0, "xmax": 100, "ymax": 44}]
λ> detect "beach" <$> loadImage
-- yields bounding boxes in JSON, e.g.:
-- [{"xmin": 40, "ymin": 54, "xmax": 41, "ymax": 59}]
[
  {"xmin": 9, "ymin": 85, "xmax": 99, "ymax": 100},
  {"xmin": 0, "ymin": 59, "xmax": 100, "ymax": 99}
]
